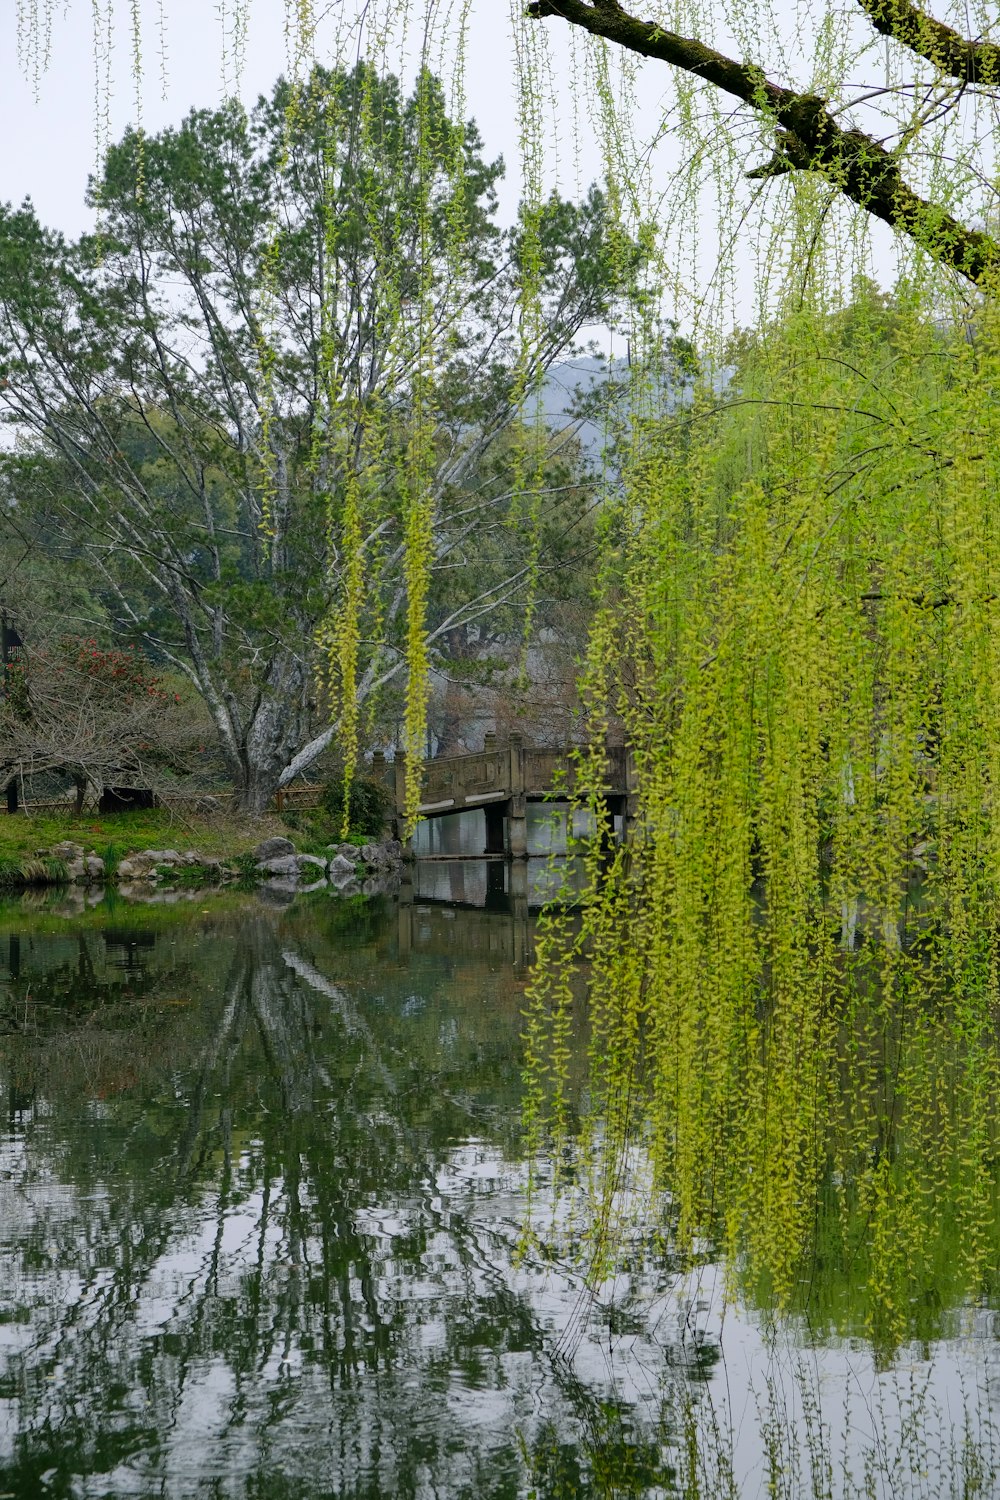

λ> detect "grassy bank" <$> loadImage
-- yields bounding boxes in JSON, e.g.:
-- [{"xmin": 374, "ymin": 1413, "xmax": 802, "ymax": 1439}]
[{"xmin": 0, "ymin": 807, "xmax": 290, "ymax": 870}]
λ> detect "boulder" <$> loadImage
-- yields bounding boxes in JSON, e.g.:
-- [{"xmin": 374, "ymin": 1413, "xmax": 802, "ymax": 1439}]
[
  {"xmin": 254, "ymin": 836, "xmax": 296, "ymax": 861},
  {"xmin": 143, "ymin": 849, "xmax": 183, "ymax": 866},
  {"xmin": 296, "ymin": 853, "xmax": 328, "ymax": 876},
  {"xmin": 326, "ymin": 842, "xmax": 361, "ymax": 863},
  {"xmin": 327, "ymin": 854, "xmax": 357, "ymax": 883},
  {"xmin": 256, "ymin": 853, "xmax": 300, "ymax": 878},
  {"xmin": 84, "ymin": 855, "xmax": 105, "ymax": 881},
  {"xmin": 116, "ymin": 853, "xmax": 159, "ymax": 882},
  {"xmin": 51, "ymin": 841, "xmax": 85, "ymax": 862}
]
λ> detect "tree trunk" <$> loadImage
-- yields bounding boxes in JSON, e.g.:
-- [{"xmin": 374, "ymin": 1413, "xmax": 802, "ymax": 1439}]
[{"xmin": 228, "ymin": 649, "xmax": 311, "ymax": 816}]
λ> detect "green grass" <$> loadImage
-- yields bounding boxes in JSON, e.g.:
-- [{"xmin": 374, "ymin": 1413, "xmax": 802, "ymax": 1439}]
[
  {"xmin": 155, "ymin": 862, "xmax": 224, "ymax": 888},
  {"xmin": 0, "ymin": 807, "xmax": 290, "ymax": 866}
]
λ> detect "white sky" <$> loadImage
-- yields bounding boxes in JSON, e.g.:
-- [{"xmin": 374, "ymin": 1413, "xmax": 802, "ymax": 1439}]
[
  {"xmin": 0, "ymin": 0, "xmax": 951, "ymax": 331},
  {"xmin": 2, "ymin": 0, "xmax": 620, "ymax": 235}
]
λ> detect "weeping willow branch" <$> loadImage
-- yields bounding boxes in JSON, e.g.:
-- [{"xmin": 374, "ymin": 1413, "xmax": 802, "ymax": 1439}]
[
  {"xmin": 526, "ymin": 0, "xmax": 1000, "ymax": 285},
  {"xmin": 854, "ymin": 0, "xmax": 1000, "ymax": 85}
]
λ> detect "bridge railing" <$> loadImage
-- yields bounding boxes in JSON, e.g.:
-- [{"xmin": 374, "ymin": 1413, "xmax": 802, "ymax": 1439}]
[{"xmin": 378, "ymin": 734, "xmax": 633, "ymax": 826}]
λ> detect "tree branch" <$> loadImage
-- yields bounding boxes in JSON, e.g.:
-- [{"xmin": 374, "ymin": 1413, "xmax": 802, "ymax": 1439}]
[
  {"xmin": 855, "ymin": 0, "xmax": 1000, "ymax": 85},
  {"xmin": 527, "ymin": 0, "xmax": 1000, "ymax": 285}
]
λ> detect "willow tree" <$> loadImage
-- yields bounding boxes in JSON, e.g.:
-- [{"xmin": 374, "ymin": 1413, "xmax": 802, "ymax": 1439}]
[
  {"xmin": 513, "ymin": 0, "xmax": 1000, "ymax": 1338},
  {"xmin": 14, "ymin": 0, "xmax": 1000, "ymax": 1338}
]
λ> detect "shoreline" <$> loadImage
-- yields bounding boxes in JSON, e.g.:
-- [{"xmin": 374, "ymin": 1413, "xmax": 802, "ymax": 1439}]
[{"xmin": 0, "ymin": 832, "xmax": 404, "ymax": 901}]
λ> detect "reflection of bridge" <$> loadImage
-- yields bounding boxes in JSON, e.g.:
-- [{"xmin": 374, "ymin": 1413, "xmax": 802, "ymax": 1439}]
[
  {"xmin": 397, "ymin": 861, "xmax": 537, "ymax": 969},
  {"xmin": 376, "ymin": 734, "xmax": 635, "ymax": 857}
]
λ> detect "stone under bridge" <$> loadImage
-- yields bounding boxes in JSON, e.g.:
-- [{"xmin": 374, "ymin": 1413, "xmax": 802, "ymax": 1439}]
[{"xmin": 375, "ymin": 733, "xmax": 635, "ymax": 857}]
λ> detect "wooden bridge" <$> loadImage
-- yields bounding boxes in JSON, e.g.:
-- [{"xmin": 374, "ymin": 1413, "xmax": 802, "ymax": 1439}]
[{"xmin": 373, "ymin": 732, "xmax": 635, "ymax": 857}]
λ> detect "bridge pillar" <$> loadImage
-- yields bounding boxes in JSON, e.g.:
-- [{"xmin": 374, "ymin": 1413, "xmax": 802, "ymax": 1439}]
[
  {"xmin": 508, "ymin": 800, "xmax": 528, "ymax": 858},
  {"xmin": 508, "ymin": 733, "xmax": 528, "ymax": 858},
  {"xmin": 485, "ymin": 860, "xmax": 507, "ymax": 907},
  {"xmin": 484, "ymin": 801, "xmax": 507, "ymax": 855},
  {"xmin": 510, "ymin": 859, "xmax": 529, "ymax": 967}
]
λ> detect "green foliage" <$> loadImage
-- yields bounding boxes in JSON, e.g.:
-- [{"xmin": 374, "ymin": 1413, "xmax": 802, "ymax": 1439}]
[
  {"xmin": 157, "ymin": 862, "xmax": 223, "ymax": 888},
  {"xmin": 320, "ymin": 774, "xmax": 393, "ymax": 838},
  {"xmin": 523, "ymin": 281, "xmax": 1000, "ymax": 1347},
  {"xmin": 0, "ymin": 61, "xmax": 620, "ymax": 813}
]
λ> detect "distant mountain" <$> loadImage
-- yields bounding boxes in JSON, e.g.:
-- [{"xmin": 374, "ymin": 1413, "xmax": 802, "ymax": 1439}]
[{"xmin": 538, "ymin": 354, "xmax": 693, "ymax": 459}]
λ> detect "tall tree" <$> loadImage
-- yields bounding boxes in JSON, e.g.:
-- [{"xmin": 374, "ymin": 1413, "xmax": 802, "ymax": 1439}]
[{"xmin": 0, "ymin": 65, "xmax": 625, "ymax": 811}]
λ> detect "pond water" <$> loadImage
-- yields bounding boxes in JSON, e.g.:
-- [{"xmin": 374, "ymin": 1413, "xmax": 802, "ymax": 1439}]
[{"xmin": 1, "ymin": 869, "xmax": 1000, "ymax": 1498}]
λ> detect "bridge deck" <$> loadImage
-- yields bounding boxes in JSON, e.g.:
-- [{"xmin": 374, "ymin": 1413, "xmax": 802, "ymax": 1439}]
[{"xmin": 375, "ymin": 734, "xmax": 635, "ymax": 856}]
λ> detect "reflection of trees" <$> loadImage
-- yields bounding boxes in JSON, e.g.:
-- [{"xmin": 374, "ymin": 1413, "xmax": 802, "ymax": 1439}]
[{"xmin": 0, "ymin": 914, "xmax": 681, "ymax": 1498}]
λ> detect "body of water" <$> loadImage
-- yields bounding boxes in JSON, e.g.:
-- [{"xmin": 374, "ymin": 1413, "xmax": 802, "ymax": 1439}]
[{"xmin": 1, "ymin": 871, "xmax": 999, "ymax": 1497}]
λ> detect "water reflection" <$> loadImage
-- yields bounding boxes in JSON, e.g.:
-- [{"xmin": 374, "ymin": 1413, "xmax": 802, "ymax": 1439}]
[
  {"xmin": 0, "ymin": 902, "xmax": 672, "ymax": 1497},
  {"xmin": 410, "ymin": 803, "xmax": 597, "ymax": 859},
  {"xmin": 0, "ymin": 895, "xmax": 998, "ymax": 1497}
]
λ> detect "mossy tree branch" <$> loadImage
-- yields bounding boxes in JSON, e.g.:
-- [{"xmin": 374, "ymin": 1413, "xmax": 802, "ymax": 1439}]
[
  {"xmin": 854, "ymin": 0, "xmax": 1000, "ymax": 85},
  {"xmin": 526, "ymin": 0, "xmax": 1000, "ymax": 286}
]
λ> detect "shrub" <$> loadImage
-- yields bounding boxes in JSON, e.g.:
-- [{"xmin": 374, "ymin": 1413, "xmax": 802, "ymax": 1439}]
[
  {"xmin": 230, "ymin": 852, "xmax": 260, "ymax": 888},
  {"xmin": 320, "ymin": 774, "xmax": 393, "ymax": 838}
]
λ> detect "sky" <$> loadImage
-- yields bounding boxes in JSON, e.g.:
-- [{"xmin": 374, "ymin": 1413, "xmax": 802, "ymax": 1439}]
[
  {"xmin": 0, "ymin": 0, "xmax": 925, "ymax": 333},
  {"xmin": 2, "ymin": 0, "xmax": 619, "ymax": 237}
]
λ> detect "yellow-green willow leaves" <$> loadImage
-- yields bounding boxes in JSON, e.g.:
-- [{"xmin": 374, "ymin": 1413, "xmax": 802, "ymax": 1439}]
[
  {"xmin": 21, "ymin": 0, "xmax": 1000, "ymax": 1358},
  {"xmin": 525, "ymin": 285, "xmax": 1000, "ymax": 1334}
]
